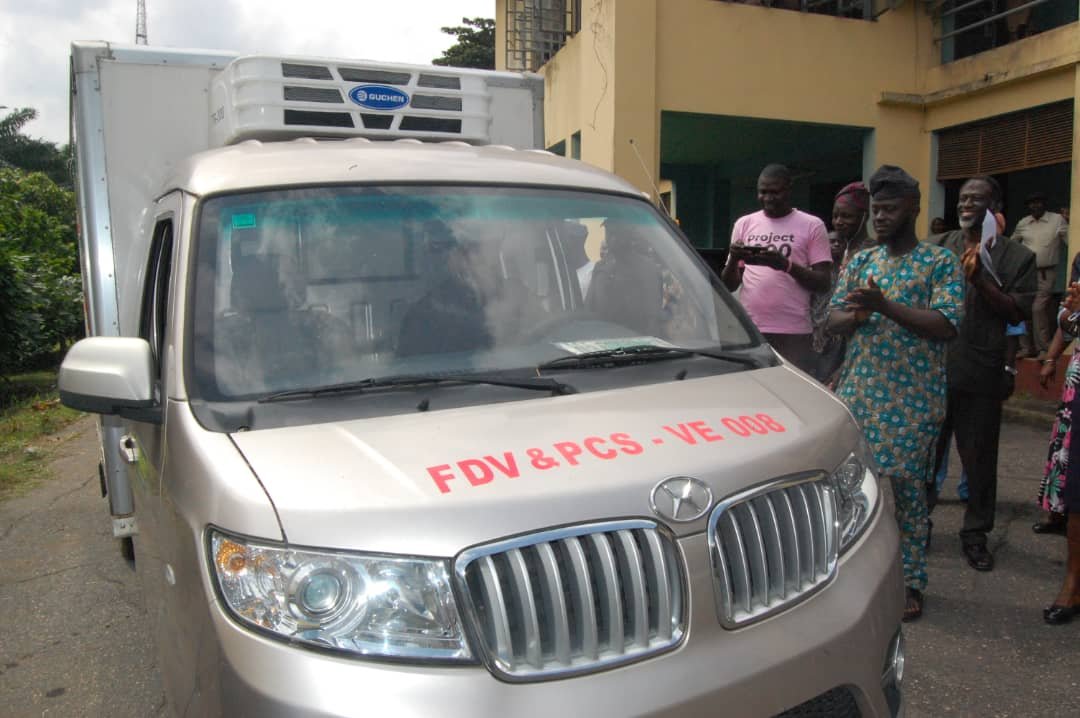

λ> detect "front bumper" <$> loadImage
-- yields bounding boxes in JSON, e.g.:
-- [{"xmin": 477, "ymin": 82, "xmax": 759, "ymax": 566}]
[{"xmin": 212, "ymin": 505, "xmax": 904, "ymax": 717}]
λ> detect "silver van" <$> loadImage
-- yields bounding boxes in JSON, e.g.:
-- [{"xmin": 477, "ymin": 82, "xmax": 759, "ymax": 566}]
[{"xmin": 60, "ymin": 43, "xmax": 903, "ymax": 717}]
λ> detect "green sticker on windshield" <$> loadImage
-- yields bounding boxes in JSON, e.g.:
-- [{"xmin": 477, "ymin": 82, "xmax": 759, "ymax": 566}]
[{"xmin": 231, "ymin": 213, "xmax": 257, "ymax": 229}]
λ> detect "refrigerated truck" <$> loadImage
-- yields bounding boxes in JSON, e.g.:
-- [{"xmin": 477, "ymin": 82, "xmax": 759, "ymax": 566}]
[{"xmin": 58, "ymin": 41, "xmax": 905, "ymax": 716}]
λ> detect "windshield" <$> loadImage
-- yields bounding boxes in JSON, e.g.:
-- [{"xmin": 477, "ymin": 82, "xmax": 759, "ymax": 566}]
[{"xmin": 188, "ymin": 186, "xmax": 756, "ymax": 403}]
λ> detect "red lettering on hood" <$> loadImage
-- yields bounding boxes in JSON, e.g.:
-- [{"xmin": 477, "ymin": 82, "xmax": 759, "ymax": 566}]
[
  {"xmin": 427, "ymin": 464, "xmax": 455, "ymax": 494},
  {"xmin": 688, "ymin": 420, "xmax": 724, "ymax": 443},
  {"xmin": 611, "ymin": 432, "xmax": 643, "ymax": 455},
  {"xmin": 458, "ymin": 459, "xmax": 495, "ymax": 487},
  {"xmin": 484, "ymin": 452, "xmax": 520, "ymax": 479},
  {"xmin": 425, "ymin": 413, "xmax": 791, "ymax": 495},
  {"xmin": 553, "ymin": 441, "xmax": 584, "ymax": 466},
  {"xmin": 663, "ymin": 423, "xmax": 698, "ymax": 445},
  {"xmin": 584, "ymin": 436, "xmax": 618, "ymax": 460}
]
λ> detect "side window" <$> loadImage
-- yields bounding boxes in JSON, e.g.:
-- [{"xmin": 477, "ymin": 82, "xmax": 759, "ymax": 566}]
[{"xmin": 139, "ymin": 220, "xmax": 174, "ymax": 381}]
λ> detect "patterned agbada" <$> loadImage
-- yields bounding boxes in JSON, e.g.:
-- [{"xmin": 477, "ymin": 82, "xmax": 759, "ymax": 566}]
[{"xmin": 830, "ymin": 242, "xmax": 964, "ymax": 590}]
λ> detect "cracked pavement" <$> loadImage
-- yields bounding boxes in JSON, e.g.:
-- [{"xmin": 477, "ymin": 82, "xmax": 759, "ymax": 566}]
[{"xmin": 1, "ymin": 415, "xmax": 1077, "ymax": 716}]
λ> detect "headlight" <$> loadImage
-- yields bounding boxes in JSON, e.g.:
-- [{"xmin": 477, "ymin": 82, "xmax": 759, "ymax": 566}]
[
  {"xmin": 208, "ymin": 530, "xmax": 471, "ymax": 661},
  {"xmin": 830, "ymin": 440, "xmax": 879, "ymax": 552}
]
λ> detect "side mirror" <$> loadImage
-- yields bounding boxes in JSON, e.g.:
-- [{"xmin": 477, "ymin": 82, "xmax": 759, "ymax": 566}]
[{"xmin": 58, "ymin": 337, "xmax": 161, "ymax": 423}]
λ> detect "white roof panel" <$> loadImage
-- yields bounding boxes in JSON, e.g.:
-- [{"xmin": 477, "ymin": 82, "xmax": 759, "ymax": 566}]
[{"xmin": 166, "ymin": 140, "xmax": 642, "ymax": 198}]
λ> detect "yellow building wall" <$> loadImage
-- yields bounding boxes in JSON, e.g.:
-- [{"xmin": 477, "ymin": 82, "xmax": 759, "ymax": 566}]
[
  {"xmin": 654, "ymin": 2, "xmax": 931, "ymax": 127},
  {"xmin": 495, "ymin": 0, "xmax": 508, "ymax": 73},
  {"xmin": 1072, "ymin": 65, "xmax": 1080, "ymax": 266},
  {"xmin": 923, "ymin": 68, "xmax": 1075, "ymax": 131},
  {"xmin": 611, "ymin": 0, "xmax": 659, "ymax": 201},
  {"xmin": 539, "ymin": 0, "xmax": 619, "ymax": 172},
  {"xmin": 921, "ymin": 21, "xmax": 1079, "ymax": 102},
  {"xmin": 496, "ymin": 0, "xmax": 1078, "ymax": 236}
]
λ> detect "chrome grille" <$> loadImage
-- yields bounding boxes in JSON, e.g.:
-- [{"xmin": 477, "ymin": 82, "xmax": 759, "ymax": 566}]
[
  {"xmin": 709, "ymin": 475, "xmax": 838, "ymax": 628},
  {"xmin": 456, "ymin": 520, "xmax": 685, "ymax": 680}
]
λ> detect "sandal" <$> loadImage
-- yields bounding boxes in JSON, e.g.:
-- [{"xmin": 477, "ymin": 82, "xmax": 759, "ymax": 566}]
[{"xmin": 903, "ymin": 588, "xmax": 924, "ymax": 622}]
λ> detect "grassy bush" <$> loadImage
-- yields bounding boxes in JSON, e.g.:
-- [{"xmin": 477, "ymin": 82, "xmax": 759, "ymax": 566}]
[{"xmin": 1, "ymin": 371, "xmax": 83, "ymax": 500}]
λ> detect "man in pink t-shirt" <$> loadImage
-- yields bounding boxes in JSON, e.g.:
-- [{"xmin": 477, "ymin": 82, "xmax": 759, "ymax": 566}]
[{"xmin": 721, "ymin": 164, "xmax": 833, "ymax": 372}]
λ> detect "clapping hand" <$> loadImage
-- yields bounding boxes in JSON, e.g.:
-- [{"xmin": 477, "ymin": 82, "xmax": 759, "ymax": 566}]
[
  {"xmin": 960, "ymin": 246, "xmax": 981, "ymax": 281},
  {"xmin": 845, "ymin": 276, "xmax": 885, "ymax": 319}
]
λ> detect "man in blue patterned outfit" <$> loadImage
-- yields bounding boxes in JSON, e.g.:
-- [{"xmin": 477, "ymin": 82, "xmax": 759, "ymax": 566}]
[{"xmin": 827, "ymin": 165, "xmax": 965, "ymax": 621}]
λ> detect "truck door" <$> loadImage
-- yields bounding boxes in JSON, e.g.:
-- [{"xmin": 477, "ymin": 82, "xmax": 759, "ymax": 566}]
[{"xmin": 127, "ymin": 197, "xmax": 180, "ymax": 676}]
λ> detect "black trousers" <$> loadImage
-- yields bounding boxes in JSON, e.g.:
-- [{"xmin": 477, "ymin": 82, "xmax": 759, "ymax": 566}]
[
  {"xmin": 763, "ymin": 332, "xmax": 814, "ymax": 375},
  {"xmin": 929, "ymin": 386, "xmax": 1002, "ymax": 547}
]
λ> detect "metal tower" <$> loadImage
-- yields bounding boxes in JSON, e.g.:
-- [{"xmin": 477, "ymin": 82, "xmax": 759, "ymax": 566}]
[{"xmin": 135, "ymin": 0, "xmax": 148, "ymax": 45}]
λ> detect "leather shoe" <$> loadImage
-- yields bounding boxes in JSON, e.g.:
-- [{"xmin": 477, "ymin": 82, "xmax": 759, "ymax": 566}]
[
  {"xmin": 962, "ymin": 543, "xmax": 994, "ymax": 571},
  {"xmin": 1043, "ymin": 604, "xmax": 1078, "ymax": 625},
  {"xmin": 1032, "ymin": 520, "xmax": 1067, "ymax": 536}
]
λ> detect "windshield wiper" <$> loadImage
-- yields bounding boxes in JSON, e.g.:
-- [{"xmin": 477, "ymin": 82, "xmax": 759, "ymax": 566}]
[
  {"xmin": 259, "ymin": 372, "xmax": 576, "ymax": 403},
  {"xmin": 536, "ymin": 344, "xmax": 763, "ymax": 372}
]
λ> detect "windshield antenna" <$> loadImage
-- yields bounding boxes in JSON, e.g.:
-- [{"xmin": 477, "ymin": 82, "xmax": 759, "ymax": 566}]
[{"xmin": 628, "ymin": 138, "xmax": 669, "ymax": 216}]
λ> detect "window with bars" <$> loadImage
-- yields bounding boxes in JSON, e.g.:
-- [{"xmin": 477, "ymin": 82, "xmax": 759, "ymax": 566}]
[
  {"xmin": 710, "ymin": 0, "xmax": 876, "ymax": 20},
  {"xmin": 936, "ymin": 101, "xmax": 1073, "ymax": 180},
  {"xmin": 505, "ymin": 0, "xmax": 581, "ymax": 72},
  {"xmin": 934, "ymin": 0, "xmax": 1078, "ymax": 63}
]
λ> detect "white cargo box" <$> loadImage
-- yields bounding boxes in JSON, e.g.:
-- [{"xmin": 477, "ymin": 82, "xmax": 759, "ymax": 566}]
[{"xmin": 210, "ymin": 55, "xmax": 543, "ymax": 148}]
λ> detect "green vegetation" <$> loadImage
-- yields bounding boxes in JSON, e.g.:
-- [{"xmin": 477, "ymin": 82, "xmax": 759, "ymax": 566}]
[
  {"xmin": 0, "ymin": 107, "xmax": 82, "ymax": 380},
  {"xmin": 432, "ymin": 17, "xmax": 495, "ymax": 69},
  {"xmin": 0, "ymin": 107, "xmax": 73, "ymax": 187},
  {"xmin": 0, "ymin": 372, "xmax": 83, "ymax": 501}
]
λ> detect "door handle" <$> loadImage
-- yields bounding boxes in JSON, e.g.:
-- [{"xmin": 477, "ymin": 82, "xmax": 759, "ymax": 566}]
[{"xmin": 119, "ymin": 434, "xmax": 140, "ymax": 464}]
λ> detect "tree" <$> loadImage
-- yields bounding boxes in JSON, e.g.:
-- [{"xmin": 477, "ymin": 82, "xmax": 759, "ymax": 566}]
[
  {"xmin": 432, "ymin": 17, "xmax": 495, "ymax": 69},
  {"xmin": 0, "ymin": 167, "xmax": 82, "ymax": 376},
  {"xmin": 0, "ymin": 243, "xmax": 39, "ymax": 377},
  {"xmin": 0, "ymin": 108, "xmax": 72, "ymax": 189},
  {"xmin": 0, "ymin": 109, "xmax": 82, "ymax": 377}
]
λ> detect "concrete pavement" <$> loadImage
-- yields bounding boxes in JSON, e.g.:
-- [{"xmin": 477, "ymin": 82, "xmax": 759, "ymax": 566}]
[
  {"xmin": 0, "ymin": 417, "xmax": 163, "ymax": 717},
  {"xmin": 0, "ymin": 414, "xmax": 1077, "ymax": 716},
  {"xmin": 903, "ymin": 418, "xmax": 1080, "ymax": 717}
]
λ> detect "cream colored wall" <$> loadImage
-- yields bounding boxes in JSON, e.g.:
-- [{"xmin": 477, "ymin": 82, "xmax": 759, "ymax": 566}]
[
  {"xmin": 611, "ymin": 0, "xmax": 659, "ymax": 201},
  {"xmin": 495, "ymin": 0, "xmax": 508, "ymax": 72},
  {"xmin": 1071, "ymin": 65, "xmax": 1080, "ymax": 268},
  {"xmin": 924, "ymin": 68, "xmax": 1075, "ymax": 131},
  {"xmin": 502, "ymin": 0, "xmax": 1077, "ymax": 237},
  {"xmin": 539, "ymin": 0, "xmax": 619, "ymax": 172},
  {"xmin": 654, "ymin": 1, "xmax": 932, "ymax": 127},
  {"xmin": 922, "ymin": 21, "xmax": 1079, "ymax": 100}
]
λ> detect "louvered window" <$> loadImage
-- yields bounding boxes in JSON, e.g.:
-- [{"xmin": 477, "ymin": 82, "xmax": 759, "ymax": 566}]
[{"xmin": 937, "ymin": 100, "xmax": 1073, "ymax": 179}]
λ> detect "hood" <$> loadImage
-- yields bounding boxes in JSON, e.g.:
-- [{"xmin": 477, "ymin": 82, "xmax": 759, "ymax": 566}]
[{"xmin": 230, "ymin": 366, "xmax": 860, "ymax": 556}]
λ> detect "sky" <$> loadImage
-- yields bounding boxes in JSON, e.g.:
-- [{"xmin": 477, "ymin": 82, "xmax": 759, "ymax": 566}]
[{"xmin": 0, "ymin": 0, "xmax": 495, "ymax": 144}]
